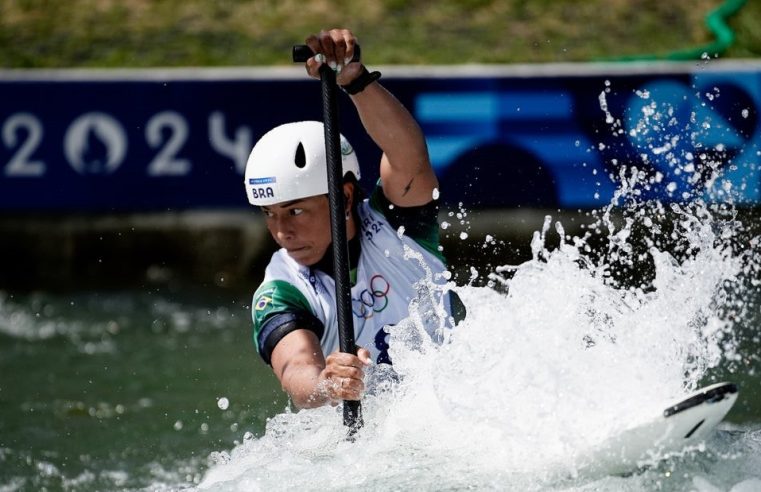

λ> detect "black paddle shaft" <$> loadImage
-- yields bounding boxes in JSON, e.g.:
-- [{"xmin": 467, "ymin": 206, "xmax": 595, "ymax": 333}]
[{"xmin": 293, "ymin": 45, "xmax": 363, "ymax": 432}]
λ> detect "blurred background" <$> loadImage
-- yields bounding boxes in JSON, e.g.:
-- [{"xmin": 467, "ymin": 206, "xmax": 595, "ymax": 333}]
[
  {"xmin": 1, "ymin": 0, "xmax": 760, "ymax": 490},
  {"xmin": 1, "ymin": 0, "xmax": 759, "ymax": 66}
]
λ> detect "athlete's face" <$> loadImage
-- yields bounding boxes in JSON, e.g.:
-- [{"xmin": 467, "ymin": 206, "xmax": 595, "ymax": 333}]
[
  {"xmin": 262, "ymin": 183, "xmax": 356, "ymax": 266},
  {"xmin": 261, "ymin": 195, "xmax": 333, "ymax": 266}
]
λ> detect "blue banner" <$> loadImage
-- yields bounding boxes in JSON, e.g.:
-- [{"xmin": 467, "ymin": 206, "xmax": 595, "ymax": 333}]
[{"xmin": 1, "ymin": 65, "xmax": 759, "ymax": 211}]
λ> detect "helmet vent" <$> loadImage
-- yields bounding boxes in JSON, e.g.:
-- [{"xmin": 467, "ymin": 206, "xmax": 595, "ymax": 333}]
[{"xmin": 294, "ymin": 142, "xmax": 306, "ymax": 168}]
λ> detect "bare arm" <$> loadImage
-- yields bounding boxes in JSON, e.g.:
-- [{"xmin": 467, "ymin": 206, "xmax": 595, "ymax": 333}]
[
  {"xmin": 305, "ymin": 29, "xmax": 438, "ymax": 208},
  {"xmin": 270, "ymin": 329, "xmax": 371, "ymax": 409},
  {"xmin": 351, "ymin": 83, "xmax": 438, "ymax": 207}
]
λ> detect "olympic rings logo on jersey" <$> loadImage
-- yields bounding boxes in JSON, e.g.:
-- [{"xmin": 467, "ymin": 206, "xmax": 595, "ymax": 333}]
[{"xmin": 352, "ymin": 274, "xmax": 391, "ymax": 319}]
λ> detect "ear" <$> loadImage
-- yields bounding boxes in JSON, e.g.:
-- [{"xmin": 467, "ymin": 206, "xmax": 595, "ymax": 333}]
[{"xmin": 343, "ymin": 182, "xmax": 355, "ymax": 212}]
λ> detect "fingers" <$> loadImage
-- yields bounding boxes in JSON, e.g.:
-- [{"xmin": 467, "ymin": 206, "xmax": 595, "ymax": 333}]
[
  {"xmin": 334, "ymin": 375, "xmax": 364, "ymax": 400},
  {"xmin": 304, "ymin": 28, "xmax": 358, "ymax": 77},
  {"xmin": 357, "ymin": 347, "xmax": 373, "ymax": 365},
  {"xmin": 325, "ymin": 351, "xmax": 367, "ymax": 378},
  {"xmin": 322, "ymin": 349, "xmax": 370, "ymax": 401},
  {"xmin": 325, "ymin": 375, "xmax": 364, "ymax": 401},
  {"xmin": 329, "ymin": 29, "xmax": 357, "ymax": 67}
]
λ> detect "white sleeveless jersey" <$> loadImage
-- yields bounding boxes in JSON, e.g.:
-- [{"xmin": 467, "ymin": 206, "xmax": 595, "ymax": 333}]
[{"xmin": 253, "ymin": 197, "xmax": 455, "ymax": 364}]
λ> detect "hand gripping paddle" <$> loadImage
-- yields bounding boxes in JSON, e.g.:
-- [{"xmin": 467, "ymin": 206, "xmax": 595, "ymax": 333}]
[{"xmin": 292, "ymin": 44, "xmax": 363, "ymax": 434}]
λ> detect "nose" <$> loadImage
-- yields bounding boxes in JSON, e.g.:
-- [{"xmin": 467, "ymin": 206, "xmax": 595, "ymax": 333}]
[{"xmin": 270, "ymin": 215, "xmax": 295, "ymax": 243}]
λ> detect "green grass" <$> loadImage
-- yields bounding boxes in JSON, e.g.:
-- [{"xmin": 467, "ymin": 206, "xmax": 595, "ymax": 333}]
[{"xmin": 0, "ymin": 0, "xmax": 758, "ymax": 67}]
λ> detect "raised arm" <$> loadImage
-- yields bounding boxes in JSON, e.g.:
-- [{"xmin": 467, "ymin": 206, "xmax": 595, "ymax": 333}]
[{"xmin": 305, "ymin": 29, "xmax": 439, "ymax": 208}]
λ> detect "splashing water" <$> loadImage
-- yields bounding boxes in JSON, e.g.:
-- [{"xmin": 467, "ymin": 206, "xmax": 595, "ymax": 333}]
[{"xmin": 198, "ymin": 82, "xmax": 761, "ymax": 491}]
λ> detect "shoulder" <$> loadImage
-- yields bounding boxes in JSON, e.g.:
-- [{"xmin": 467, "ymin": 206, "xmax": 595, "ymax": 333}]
[
  {"xmin": 368, "ymin": 181, "xmax": 439, "ymax": 225},
  {"xmin": 254, "ymin": 279, "xmax": 311, "ymax": 314},
  {"xmin": 252, "ymin": 278, "xmax": 324, "ymax": 365},
  {"xmin": 364, "ymin": 182, "xmax": 443, "ymax": 261},
  {"xmin": 254, "ymin": 252, "xmax": 314, "ymax": 323}
]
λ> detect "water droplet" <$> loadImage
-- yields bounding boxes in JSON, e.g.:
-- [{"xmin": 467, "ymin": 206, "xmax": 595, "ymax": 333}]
[
  {"xmin": 432, "ymin": 188, "xmax": 440, "ymax": 200},
  {"xmin": 217, "ymin": 397, "xmax": 229, "ymax": 410},
  {"xmin": 742, "ymin": 108, "xmax": 749, "ymax": 119},
  {"xmin": 244, "ymin": 431, "xmax": 254, "ymax": 441},
  {"xmin": 459, "ymin": 232, "xmax": 469, "ymax": 240},
  {"xmin": 173, "ymin": 420, "xmax": 183, "ymax": 431},
  {"xmin": 441, "ymin": 221, "xmax": 450, "ymax": 230}
]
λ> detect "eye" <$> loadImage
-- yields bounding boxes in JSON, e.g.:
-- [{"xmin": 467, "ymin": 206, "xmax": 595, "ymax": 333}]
[
  {"xmin": 261, "ymin": 208, "xmax": 274, "ymax": 218},
  {"xmin": 290, "ymin": 208, "xmax": 303, "ymax": 216}
]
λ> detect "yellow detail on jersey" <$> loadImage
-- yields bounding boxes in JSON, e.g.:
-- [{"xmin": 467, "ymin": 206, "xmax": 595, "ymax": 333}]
[{"xmin": 254, "ymin": 295, "xmax": 273, "ymax": 311}]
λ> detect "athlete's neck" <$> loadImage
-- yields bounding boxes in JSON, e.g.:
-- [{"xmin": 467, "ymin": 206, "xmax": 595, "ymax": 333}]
[{"xmin": 311, "ymin": 224, "xmax": 360, "ymax": 282}]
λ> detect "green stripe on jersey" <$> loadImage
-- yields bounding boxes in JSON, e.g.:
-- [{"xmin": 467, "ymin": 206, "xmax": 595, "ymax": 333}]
[{"xmin": 252, "ymin": 280, "xmax": 313, "ymax": 347}]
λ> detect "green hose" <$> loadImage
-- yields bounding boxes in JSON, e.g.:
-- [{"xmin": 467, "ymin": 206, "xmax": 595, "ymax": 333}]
[{"xmin": 611, "ymin": 0, "xmax": 747, "ymax": 61}]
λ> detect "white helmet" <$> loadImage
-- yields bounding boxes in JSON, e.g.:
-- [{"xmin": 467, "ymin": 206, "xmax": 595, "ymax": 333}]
[{"xmin": 244, "ymin": 121, "xmax": 361, "ymax": 206}]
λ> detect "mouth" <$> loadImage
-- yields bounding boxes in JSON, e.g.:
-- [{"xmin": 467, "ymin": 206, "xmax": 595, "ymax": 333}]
[
  {"xmin": 285, "ymin": 246, "xmax": 316, "ymax": 265},
  {"xmin": 286, "ymin": 246, "xmax": 308, "ymax": 255}
]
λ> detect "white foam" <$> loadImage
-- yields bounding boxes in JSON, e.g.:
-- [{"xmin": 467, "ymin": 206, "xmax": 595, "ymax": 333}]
[{"xmin": 197, "ymin": 78, "xmax": 760, "ymax": 491}]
